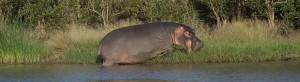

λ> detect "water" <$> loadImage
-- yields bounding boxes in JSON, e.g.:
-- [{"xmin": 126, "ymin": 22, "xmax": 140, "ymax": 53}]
[{"xmin": 0, "ymin": 61, "xmax": 300, "ymax": 82}]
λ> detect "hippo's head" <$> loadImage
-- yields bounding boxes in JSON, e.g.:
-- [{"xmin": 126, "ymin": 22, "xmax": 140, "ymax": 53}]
[{"xmin": 173, "ymin": 26, "xmax": 204, "ymax": 53}]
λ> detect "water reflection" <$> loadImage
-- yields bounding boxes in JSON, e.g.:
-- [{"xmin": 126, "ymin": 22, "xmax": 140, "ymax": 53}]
[
  {"xmin": 87, "ymin": 79, "xmax": 170, "ymax": 82},
  {"xmin": 0, "ymin": 61, "xmax": 300, "ymax": 82}
]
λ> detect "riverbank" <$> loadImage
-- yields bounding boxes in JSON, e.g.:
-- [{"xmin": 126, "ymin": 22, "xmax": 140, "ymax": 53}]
[{"xmin": 1, "ymin": 20, "xmax": 300, "ymax": 64}]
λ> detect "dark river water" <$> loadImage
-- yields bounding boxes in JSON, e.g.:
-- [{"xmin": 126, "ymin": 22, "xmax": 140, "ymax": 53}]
[{"xmin": 0, "ymin": 61, "xmax": 300, "ymax": 82}]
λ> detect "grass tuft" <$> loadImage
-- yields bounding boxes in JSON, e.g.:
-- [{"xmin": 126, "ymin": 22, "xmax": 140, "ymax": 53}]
[
  {"xmin": 0, "ymin": 21, "xmax": 50, "ymax": 64},
  {"xmin": 45, "ymin": 20, "xmax": 142, "ymax": 64}
]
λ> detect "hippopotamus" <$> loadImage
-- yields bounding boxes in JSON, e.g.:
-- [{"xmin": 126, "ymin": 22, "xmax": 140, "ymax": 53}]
[{"xmin": 97, "ymin": 22, "xmax": 204, "ymax": 66}]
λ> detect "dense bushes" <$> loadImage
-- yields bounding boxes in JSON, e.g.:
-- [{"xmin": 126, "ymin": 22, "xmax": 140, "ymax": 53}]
[
  {"xmin": 1, "ymin": 0, "xmax": 298, "ymax": 31},
  {"xmin": 0, "ymin": 0, "xmax": 198, "ymax": 30}
]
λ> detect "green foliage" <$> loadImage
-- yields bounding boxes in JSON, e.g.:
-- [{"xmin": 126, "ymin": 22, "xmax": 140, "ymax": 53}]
[
  {"xmin": 19, "ymin": 0, "xmax": 69, "ymax": 30},
  {"xmin": 121, "ymin": 0, "xmax": 199, "ymax": 24},
  {"xmin": 201, "ymin": 0, "xmax": 232, "ymax": 19},
  {"xmin": 197, "ymin": 0, "xmax": 300, "ymax": 29},
  {"xmin": 0, "ymin": 0, "xmax": 24, "ymax": 20},
  {"xmin": 276, "ymin": 0, "xmax": 300, "ymax": 29},
  {"xmin": 0, "ymin": 0, "xmax": 70, "ymax": 30},
  {"xmin": 0, "ymin": 0, "xmax": 199, "ymax": 30},
  {"xmin": 242, "ymin": 0, "xmax": 268, "ymax": 18},
  {"xmin": 144, "ymin": 0, "xmax": 197, "ymax": 23},
  {"xmin": 1, "ymin": 0, "xmax": 299, "ymax": 29}
]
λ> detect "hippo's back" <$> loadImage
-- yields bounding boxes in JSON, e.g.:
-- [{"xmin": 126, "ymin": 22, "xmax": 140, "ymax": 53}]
[
  {"xmin": 99, "ymin": 22, "xmax": 183, "ymax": 50},
  {"xmin": 97, "ymin": 22, "xmax": 190, "ymax": 65}
]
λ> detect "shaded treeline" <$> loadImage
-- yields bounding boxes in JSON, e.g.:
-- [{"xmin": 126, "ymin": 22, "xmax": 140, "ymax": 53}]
[{"xmin": 0, "ymin": 0, "xmax": 299, "ymax": 31}]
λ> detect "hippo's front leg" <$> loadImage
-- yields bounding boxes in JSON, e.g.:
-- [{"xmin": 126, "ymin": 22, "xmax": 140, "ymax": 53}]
[
  {"xmin": 102, "ymin": 60, "xmax": 114, "ymax": 66},
  {"xmin": 162, "ymin": 48, "xmax": 174, "ymax": 57}
]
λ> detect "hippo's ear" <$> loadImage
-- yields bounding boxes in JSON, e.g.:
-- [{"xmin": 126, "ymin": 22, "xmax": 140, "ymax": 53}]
[
  {"xmin": 184, "ymin": 31, "xmax": 191, "ymax": 38},
  {"xmin": 173, "ymin": 27, "xmax": 185, "ymax": 45},
  {"xmin": 175, "ymin": 27, "xmax": 184, "ymax": 35}
]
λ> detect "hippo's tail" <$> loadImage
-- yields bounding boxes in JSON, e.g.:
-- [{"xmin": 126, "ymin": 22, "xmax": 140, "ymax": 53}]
[
  {"xmin": 96, "ymin": 42, "xmax": 106, "ymax": 64},
  {"xmin": 97, "ymin": 39, "xmax": 103, "ymax": 55},
  {"xmin": 97, "ymin": 44, "xmax": 102, "ymax": 55}
]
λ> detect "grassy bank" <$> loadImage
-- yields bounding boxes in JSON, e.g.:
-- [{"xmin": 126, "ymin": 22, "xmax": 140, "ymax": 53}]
[
  {"xmin": 0, "ymin": 22, "xmax": 50, "ymax": 64},
  {"xmin": 1, "ymin": 20, "xmax": 300, "ymax": 64}
]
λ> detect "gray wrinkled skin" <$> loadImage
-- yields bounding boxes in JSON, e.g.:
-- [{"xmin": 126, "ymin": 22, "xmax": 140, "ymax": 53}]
[{"xmin": 98, "ymin": 22, "xmax": 204, "ymax": 66}]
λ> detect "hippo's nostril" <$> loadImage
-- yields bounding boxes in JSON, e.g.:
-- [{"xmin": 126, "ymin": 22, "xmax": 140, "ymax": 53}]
[{"xmin": 191, "ymin": 40, "xmax": 204, "ymax": 51}]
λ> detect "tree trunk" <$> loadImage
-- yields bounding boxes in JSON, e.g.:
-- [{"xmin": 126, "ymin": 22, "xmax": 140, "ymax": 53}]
[
  {"xmin": 76, "ymin": 0, "xmax": 81, "ymax": 19},
  {"xmin": 266, "ymin": 0, "xmax": 275, "ymax": 29},
  {"xmin": 236, "ymin": 0, "xmax": 242, "ymax": 21},
  {"xmin": 216, "ymin": 16, "xmax": 222, "ymax": 27},
  {"xmin": 209, "ymin": 1, "xmax": 222, "ymax": 27}
]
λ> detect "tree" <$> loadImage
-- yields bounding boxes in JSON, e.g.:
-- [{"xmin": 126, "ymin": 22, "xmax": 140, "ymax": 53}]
[
  {"xmin": 265, "ymin": 0, "xmax": 275, "ymax": 29},
  {"xmin": 18, "ymin": 0, "xmax": 69, "ymax": 30},
  {"xmin": 276, "ymin": 0, "xmax": 300, "ymax": 29},
  {"xmin": 201, "ymin": 0, "xmax": 232, "ymax": 27}
]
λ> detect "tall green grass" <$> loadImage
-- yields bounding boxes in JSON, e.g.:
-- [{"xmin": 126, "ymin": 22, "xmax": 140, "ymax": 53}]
[
  {"xmin": 1, "ymin": 19, "xmax": 300, "ymax": 64},
  {"xmin": 0, "ymin": 21, "xmax": 50, "ymax": 64}
]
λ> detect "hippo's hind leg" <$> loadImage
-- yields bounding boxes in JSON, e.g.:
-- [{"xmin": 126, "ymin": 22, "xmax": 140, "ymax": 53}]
[{"xmin": 102, "ymin": 60, "xmax": 114, "ymax": 66}]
